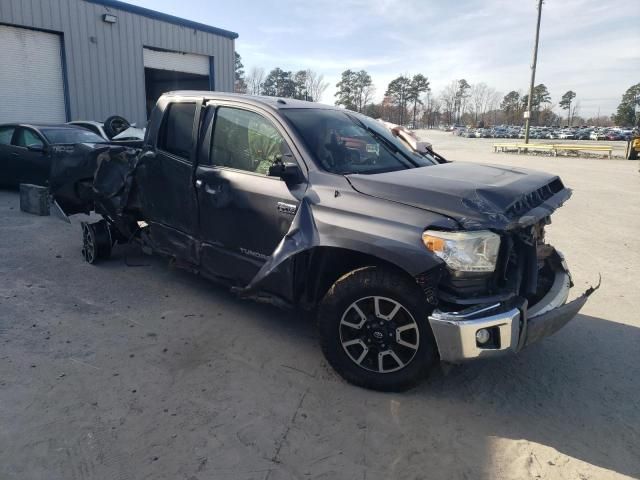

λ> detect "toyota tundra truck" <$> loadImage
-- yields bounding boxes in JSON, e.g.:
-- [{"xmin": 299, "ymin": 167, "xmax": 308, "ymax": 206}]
[{"xmin": 50, "ymin": 92, "xmax": 597, "ymax": 391}]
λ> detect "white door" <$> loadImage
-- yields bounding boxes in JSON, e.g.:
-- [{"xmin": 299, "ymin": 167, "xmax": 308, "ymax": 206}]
[
  {"xmin": 0, "ymin": 25, "xmax": 67, "ymax": 123},
  {"xmin": 143, "ymin": 48, "xmax": 210, "ymax": 76}
]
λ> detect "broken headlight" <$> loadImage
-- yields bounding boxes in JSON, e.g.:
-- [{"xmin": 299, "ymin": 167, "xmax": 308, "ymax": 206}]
[{"xmin": 422, "ymin": 230, "xmax": 501, "ymax": 272}]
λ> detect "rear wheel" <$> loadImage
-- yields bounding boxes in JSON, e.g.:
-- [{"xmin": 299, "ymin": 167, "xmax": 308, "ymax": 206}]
[
  {"xmin": 318, "ymin": 266, "xmax": 438, "ymax": 391},
  {"xmin": 81, "ymin": 220, "xmax": 113, "ymax": 264}
]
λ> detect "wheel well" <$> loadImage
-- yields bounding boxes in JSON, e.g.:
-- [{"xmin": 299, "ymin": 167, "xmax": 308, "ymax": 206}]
[{"xmin": 294, "ymin": 246, "xmax": 417, "ymax": 309}]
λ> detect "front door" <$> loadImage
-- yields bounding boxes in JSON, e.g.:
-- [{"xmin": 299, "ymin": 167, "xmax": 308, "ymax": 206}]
[
  {"xmin": 195, "ymin": 106, "xmax": 303, "ymax": 287},
  {"xmin": 11, "ymin": 127, "xmax": 50, "ymax": 186},
  {"xmin": 136, "ymin": 101, "xmax": 200, "ymax": 263}
]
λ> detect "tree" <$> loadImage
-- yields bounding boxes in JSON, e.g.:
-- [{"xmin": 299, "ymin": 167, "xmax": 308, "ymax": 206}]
[
  {"xmin": 455, "ymin": 79, "xmax": 471, "ymax": 123},
  {"xmin": 262, "ymin": 68, "xmax": 296, "ymax": 97},
  {"xmin": 246, "ymin": 67, "xmax": 265, "ymax": 95},
  {"xmin": 234, "ymin": 52, "xmax": 247, "ymax": 94},
  {"xmin": 532, "ymin": 84, "xmax": 551, "ymax": 124},
  {"xmin": 293, "ymin": 70, "xmax": 309, "ymax": 100},
  {"xmin": 335, "ymin": 70, "xmax": 374, "ymax": 112},
  {"xmin": 385, "ymin": 75, "xmax": 412, "ymax": 124},
  {"xmin": 407, "ymin": 74, "xmax": 430, "ymax": 127},
  {"xmin": 439, "ymin": 80, "xmax": 459, "ymax": 125},
  {"xmin": 470, "ymin": 83, "xmax": 489, "ymax": 125},
  {"xmin": 486, "ymin": 89, "xmax": 502, "ymax": 125},
  {"xmin": 305, "ymin": 70, "xmax": 329, "ymax": 103},
  {"xmin": 500, "ymin": 91, "xmax": 521, "ymax": 125},
  {"xmin": 559, "ymin": 90, "xmax": 576, "ymax": 125},
  {"xmin": 613, "ymin": 83, "xmax": 640, "ymax": 126}
]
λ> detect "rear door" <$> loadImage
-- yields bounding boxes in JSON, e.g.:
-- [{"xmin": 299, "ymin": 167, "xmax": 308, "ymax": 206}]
[
  {"xmin": 135, "ymin": 101, "xmax": 201, "ymax": 263},
  {"xmin": 194, "ymin": 105, "xmax": 303, "ymax": 285}
]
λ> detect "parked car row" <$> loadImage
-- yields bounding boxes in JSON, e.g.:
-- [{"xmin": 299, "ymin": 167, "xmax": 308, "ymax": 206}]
[
  {"xmin": 0, "ymin": 116, "xmax": 144, "ymax": 188},
  {"xmin": 452, "ymin": 125, "xmax": 634, "ymax": 141}
]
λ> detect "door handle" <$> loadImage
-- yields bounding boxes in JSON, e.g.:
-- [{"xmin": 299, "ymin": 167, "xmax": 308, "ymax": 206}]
[{"xmin": 195, "ymin": 179, "xmax": 203, "ymax": 188}]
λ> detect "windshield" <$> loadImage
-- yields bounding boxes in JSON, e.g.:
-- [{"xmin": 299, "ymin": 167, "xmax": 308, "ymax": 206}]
[
  {"xmin": 41, "ymin": 128, "xmax": 105, "ymax": 145},
  {"xmin": 282, "ymin": 109, "xmax": 436, "ymax": 175}
]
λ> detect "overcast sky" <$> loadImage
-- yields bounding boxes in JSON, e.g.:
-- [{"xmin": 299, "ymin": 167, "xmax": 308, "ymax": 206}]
[{"xmin": 130, "ymin": 0, "xmax": 638, "ymax": 116}]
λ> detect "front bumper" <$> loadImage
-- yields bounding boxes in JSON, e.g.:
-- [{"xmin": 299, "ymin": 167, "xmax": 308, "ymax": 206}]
[{"xmin": 428, "ymin": 259, "xmax": 599, "ymax": 363}]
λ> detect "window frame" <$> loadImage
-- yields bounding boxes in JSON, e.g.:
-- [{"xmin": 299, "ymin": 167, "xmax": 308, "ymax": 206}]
[
  {"xmin": 207, "ymin": 104, "xmax": 299, "ymax": 179},
  {"xmin": 157, "ymin": 101, "xmax": 198, "ymax": 163}
]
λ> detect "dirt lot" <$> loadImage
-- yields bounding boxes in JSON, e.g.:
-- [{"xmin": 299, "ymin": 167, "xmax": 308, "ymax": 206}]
[{"xmin": 1, "ymin": 131, "xmax": 638, "ymax": 480}]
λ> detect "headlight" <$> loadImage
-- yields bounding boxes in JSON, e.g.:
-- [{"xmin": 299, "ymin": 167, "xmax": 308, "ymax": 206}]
[{"xmin": 422, "ymin": 230, "xmax": 501, "ymax": 272}]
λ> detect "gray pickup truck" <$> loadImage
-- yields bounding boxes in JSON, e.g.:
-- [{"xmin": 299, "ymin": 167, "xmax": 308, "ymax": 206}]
[{"xmin": 51, "ymin": 92, "xmax": 597, "ymax": 391}]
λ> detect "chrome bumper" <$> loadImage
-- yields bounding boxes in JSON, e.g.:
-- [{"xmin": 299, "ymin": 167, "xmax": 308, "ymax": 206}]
[{"xmin": 428, "ymin": 263, "xmax": 598, "ymax": 363}]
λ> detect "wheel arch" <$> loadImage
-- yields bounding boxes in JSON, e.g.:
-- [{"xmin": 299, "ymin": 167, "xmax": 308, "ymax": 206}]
[{"xmin": 292, "ymin": 245, "xmax": 434, "ymax": 309}]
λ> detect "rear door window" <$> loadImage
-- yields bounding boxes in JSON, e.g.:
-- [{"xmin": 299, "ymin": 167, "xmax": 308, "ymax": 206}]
[
  {"xmin": 159, "ymin": 102, "xmax": 197, "ymax": 160},
  {"xmin": 15, "ymin": 128, "xmax": 44, "ymax": 148},
  {"xmin": 0, "ymin": 127, "xmax": 15, "ymax": 145}
]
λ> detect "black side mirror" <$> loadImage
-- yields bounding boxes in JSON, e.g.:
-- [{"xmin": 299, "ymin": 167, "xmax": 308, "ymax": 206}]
[
  {"xmin": 27, "ymin": 144, "xmax": 46, "ymax": 153},
  {"xmin": 268, "ymin": 157, "xmax": 303, "ymax": 184},
  {"xmin": 269, "ymin": 153, "xmax": 302, "ymax": 184}
]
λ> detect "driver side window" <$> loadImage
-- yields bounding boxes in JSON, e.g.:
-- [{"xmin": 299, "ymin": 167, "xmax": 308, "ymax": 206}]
[{"xmin": 211, "ymin": 107, "xmax": 291, "ymax": 175}]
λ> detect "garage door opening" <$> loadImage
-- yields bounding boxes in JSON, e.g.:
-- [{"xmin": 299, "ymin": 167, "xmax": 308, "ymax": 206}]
[
  {"xmin": 143, "ymin": 47, "xmax": 212, "ymax": 117},
  {"xmin": 144, "ymin": 68, "xmax": 209, "ymax": 116}
]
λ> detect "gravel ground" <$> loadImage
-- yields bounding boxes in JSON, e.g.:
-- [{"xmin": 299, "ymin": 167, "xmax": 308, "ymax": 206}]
[{"xmin": 1, "ymin": 131, "xmax": 639, "ymax": 480}]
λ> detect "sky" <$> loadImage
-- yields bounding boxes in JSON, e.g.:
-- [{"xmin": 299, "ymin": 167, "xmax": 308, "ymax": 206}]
[{"xmin": 129, "ymin": 0, "xmax": 639, "ymax": 117}]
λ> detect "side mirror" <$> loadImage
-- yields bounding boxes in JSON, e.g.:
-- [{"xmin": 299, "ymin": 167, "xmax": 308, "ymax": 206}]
[
  {"xmin": 27, "ymin": 144, "xmax": 46, "ymax": 153},
  {"xmin": 268, "ymin": 161, "xmax": 303, "ymax": 184}
]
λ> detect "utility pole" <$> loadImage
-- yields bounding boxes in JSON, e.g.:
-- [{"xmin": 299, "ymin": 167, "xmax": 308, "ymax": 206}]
[{"xmin": 524, "ymin": 0, "xmax": 543, "ymax": 144}]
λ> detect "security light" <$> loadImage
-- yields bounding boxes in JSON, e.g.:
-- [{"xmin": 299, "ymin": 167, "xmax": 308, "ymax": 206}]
[{"xmin": 103, "ymin": 14, "xmax": 117, "ymax": 24}]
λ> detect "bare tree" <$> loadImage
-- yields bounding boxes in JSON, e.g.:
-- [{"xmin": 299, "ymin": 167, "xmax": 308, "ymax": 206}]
[
  {"xmin": 246, "ymin": 67, "xmax": 265, "ymax": 96},
  {"xmin": 570, "ymin": 99, "xmax": 581, "ymax": 126},
  {"xmin": 305, "ymin": 69, "xmax": 329, "ymax": 102},
  {"xmin": 486, "ymin": 89, "xmax": 502, "ymax": 125},
  {"xmin": 470, "ymin": 82, "xmax": 489, "ymax": 125},
  {"xmin": 439, "ymin": 80, "xmax": 458, "ymax": 125}
]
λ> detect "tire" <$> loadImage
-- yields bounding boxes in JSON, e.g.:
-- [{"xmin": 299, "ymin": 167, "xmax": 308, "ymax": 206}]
[
  {"xmin": 103, "ymin": 115, "xmax": 131, "ymax": 139},
  {"xmin": 81, "ymin": 220, "xmax": 113, "ymax": 264},
  {"xmin": 318, "ymin": 266, "xmax": 438, "ymax": 392}
]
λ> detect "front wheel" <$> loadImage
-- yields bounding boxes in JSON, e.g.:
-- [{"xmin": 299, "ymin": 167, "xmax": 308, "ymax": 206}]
[{"xmin": 318, "ymin": 266, "xmax": 438, "ymax": 391}]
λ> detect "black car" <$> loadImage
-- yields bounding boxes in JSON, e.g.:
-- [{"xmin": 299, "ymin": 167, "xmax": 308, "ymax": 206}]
[
  {"xmin": 0, "ymin": 124, "xmax": 106, "ymax": 187},
  {"xmin": 50, "ymin": 92, "xmax": 597, "ymax": 391}
]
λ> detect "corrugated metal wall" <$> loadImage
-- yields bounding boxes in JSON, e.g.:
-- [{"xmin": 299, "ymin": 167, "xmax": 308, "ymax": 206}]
[{"xmin": 0, "ymin": 0, "xmax": 235, "ymax": 125}]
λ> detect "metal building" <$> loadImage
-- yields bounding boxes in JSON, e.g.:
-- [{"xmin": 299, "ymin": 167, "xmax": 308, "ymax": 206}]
[{"xmin": 0, "ymin": 0, "xmax": 237, "ymax": 125}]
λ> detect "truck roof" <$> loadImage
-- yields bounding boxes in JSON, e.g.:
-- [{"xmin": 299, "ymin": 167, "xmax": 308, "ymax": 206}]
[{"xmin": 161, "ymin": 91, "xmax": 337, "ymax": 110}]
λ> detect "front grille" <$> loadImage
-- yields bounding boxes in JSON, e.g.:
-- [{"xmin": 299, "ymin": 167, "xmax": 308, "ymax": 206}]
[{"xmin": 506, "ymin": 179, "xmax": 564, "ymax": 217}]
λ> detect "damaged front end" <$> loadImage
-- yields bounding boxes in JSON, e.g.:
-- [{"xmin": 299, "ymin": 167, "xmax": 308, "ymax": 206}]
[{"xmin": 425, "ymin": 194, "xmax": 599, "ymax": 362}]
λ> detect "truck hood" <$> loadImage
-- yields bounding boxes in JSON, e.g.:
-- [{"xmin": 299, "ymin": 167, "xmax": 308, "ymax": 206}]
[{"xmin": 346, "ymin": 162, "xmax": 571, "ymax": 230}]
